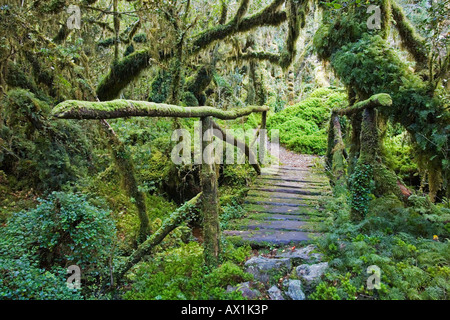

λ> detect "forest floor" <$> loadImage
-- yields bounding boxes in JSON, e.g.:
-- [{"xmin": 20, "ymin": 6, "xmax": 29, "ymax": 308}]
[{"xmin": 224, "ymin": 143, "xmax": 332, "ymax": 247}]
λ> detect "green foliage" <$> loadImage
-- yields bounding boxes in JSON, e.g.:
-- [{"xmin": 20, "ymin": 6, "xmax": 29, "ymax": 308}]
[
  {"xmin": 97, "ymin": 50, "xmax": 151, "ymax": 101},
  {"xmin": 148, "ymin": 69, "xmax": 172, "ymax": 104},
  {"xmin": 0, "ymin": 89, "xmax": 93, "ymax": 191},
  {"xmin": 348, "ymin": 164, "xmax": 374, "ymax": 220},
  {"xmin": 316, "ymin": 11, "xmax": 450, "ymax": 195},
  {"xmin": 267, "ymin": 88, "xmax": 347, "ymax": 155},
  {"xmin": 123, "ymin": 242, "xmax": 251, "ymax": 300},
  {"xmin": 0, "ymin": 256, "xmax": 83, "ymax": 300},
  {"xmin": 382, "ymin": 128, "xmax": 418, "ymax": 185},
  {"xmin": 313, "ymin": 187, "xmax": 450, "ymax": 300},
  {"xmin": 0, "ymin": 192, "xmax": 116, "ymax": 299}
]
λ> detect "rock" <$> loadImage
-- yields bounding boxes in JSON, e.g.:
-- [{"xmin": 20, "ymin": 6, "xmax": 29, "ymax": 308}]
[
  {"xmin": 276, "ymin": 245, "xmax": 323, "ymax": 265},
  {"xmin": 227, "ymin": 282, "xmax": 261, "ymax": 300},
  {"xmin": 268, "ymin": 285, "xmax": 285, "ymax": 300},
  {"xmin": 245, "ymin": 257, "xmax": 292, "ymax": 283},
  {"xmin": 285, "ymin": 280, "xmax": 306, "ymax": 300},
  {"xmin": 296, "ymin": 262, "xmax": 329, "ymax": 285}
]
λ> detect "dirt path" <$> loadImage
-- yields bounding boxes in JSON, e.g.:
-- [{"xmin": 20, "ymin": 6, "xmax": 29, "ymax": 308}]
[{"xmin": 224, "ymin": 142, "xmax": 331, "ymax": 247}]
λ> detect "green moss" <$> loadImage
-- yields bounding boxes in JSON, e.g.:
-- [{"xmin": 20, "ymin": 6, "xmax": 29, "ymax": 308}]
[
  {"xmin": 181, "ymin": 91, "xmax": 199, "ymax": 107},
  {"xmin": 97, "ymin": 50, "xmax": 152, "ymax": 101}
]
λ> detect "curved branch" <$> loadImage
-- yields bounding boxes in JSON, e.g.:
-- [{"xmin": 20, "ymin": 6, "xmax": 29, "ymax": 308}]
[
  {"xmin": 391, "ymin": 0, "xmax": 428, "ymax": 69},
  {"xmin": 211, "ymin": 121, "xmax": 261, "ymax": 175},
  {"xmin": 192, "ymin": 0, "xmax": 287, "ymax": 52},
  {"xmin": 333, "ymin": 93, "xmax": 393, "ymax": 116},
  {"xmin": 113, "ymin": 193, "xmax": 203, "ymax": 282},
  {"xmin": 96, "ymin": 49, "xmax": 151, "ymax": 101},
  {"xmin": 52, "ymin": 100, "xmax": 269, "ymax": 120}
]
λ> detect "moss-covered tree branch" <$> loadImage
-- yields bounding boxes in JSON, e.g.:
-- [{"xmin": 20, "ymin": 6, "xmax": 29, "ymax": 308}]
[
  {"xmin": 96, "ymin": 50, "xmax": 152, "ymax": 101},
  {"xmin": 391, "ymin": 0, "xmax": 428, "ymax": 70},
  {"xmin": 333, "ymin": 94, "xmax": 393, "ymax": 116},
  {"xmin": 328, "ymin": 114, "xmax": 346, "ymax": 186},
  {"xmin": 192, "ymin": 0, "xmax": 287, "ymax": 52},
  {"xmin": 99, "ymin": 120, "xmax": 150, "ymax": 244},
  {"xmin": 53, "ymin": 100, "xmax": 269, "ymax": 120},
  {"xmin": 113, "ymin": 193, "xmax": 202, "ymax": 282}
]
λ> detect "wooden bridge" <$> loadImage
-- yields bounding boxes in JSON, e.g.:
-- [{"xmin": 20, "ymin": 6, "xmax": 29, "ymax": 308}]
[{"xmin": 51, "ymin": 92, "xmax": 393, "ymax": 278}]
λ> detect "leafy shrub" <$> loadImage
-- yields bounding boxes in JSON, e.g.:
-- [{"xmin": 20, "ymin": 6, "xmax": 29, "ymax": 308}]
[
  {"xmin": 0, "ymin": 89, "xmax": 94, "ymax": 191},
  {"xmin": 267, "ymin": 88, "xmax": 347, "ymax": 155},
  {"xmin": 312, "ymin": 190, "xmax": 450, "ymax": 300},
  {"xmin": 0, "ymin": 192, "xmax": 116, "ymax": 299},
  {"xmin": 123, "ymin": 242, "xmax": 250, "ymax": 300}
]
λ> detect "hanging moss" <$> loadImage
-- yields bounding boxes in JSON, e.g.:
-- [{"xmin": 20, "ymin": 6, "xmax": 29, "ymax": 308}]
[
  {"xmin": 5, "ymin": 62, "xmax": 49, "ymax": 102},
  {"xmin": 96, "ymin": 49, "xmax": 151, "ymax": 101},
  {"xmin": 192, "ymin": 0, "xmax": 286, "ymax": 52},
  {"xmin": 124, "ymin": 44, "xmax": 135, "ymax": 57},
  {"xmin": 186, "ymin": 66, "xmax": 213, "ymax": 105},
  {"xmin": 148, "ymin": 69, "xmax": 172, "ymax": 104},
  {"xmin": 53, "ymin": 25, "xmax": 71, "ymax": 44},
  {"xmin": 391, "ymin": 0, "xmax": 428, "ymax": 69},
  {"xmin": 97, "ymin": 38, "xmax": 117, "ymax": 49},
  {"xmin": 182, "ymin": 91, "xmax": 199, "ymax": 107},
  {"xmin": 133, "ymin": 33, "xmax": 148, "ymax": 43}
]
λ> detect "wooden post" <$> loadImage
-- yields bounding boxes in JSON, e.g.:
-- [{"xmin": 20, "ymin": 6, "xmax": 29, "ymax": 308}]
[
  {"xmin": 201, "ymin": 116, "xmax": 221, "ymax": 267},
  {"xmin": 330, "ymin": 113, "xmax": 346, "ymax": 185},
  {"xmin": 259, "ymin": 111, "xmax": 267, "ymax": 165}
]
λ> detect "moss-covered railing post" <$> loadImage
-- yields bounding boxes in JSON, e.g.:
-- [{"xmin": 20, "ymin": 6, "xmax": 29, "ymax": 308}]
[
  {"xmin": 349, "ymin": 107, "xmax": 378, "ymax": 221},
  {"xmin": 259, "ymin": 111, "xmax": 267, "ymax": 164},
  {"xmin": 201, "ymin": 116, "xmax": 221, "ymax": 267},
  {"xmin": 327, "ymin": 112, "xmax": 346, "ymax": 190}
]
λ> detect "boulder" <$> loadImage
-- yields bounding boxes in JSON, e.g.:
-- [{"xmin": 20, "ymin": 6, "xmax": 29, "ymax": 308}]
[
  {"xmin": 276, "ymin": 245, "xmax": 322, "ymax": 265},
  {"xmin": 296, "ymin": 262, "xmax": 329, "ymax": 285},
  {"xmin": 285, "ymin": 280, "xmax": 306, "ymax": 300},
  {"xmin": 226, "ymin": 282, "xmax": 261, "ymax": 300},
  {"xmin": 268, "ymin": 285, "xmax": 285, "ymax": 300},
  {"xmin": 245, "ymin": 256, "xmax": 292, "ymax": 284}
]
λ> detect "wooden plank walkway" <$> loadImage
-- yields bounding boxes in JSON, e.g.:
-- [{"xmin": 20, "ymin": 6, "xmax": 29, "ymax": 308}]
[{"xmin": 224, "ymin": 158, "xmax": 331, "ymax": 247}]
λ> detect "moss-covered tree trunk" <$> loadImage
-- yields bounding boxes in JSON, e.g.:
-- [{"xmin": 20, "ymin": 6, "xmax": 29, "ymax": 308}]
[
  {"xmin": 349, "ymin": 108, "xmax": 377, "ymax": 221},
  {"xmin": 201, "ymin": 116, "xmax": 221, "ymax": 267},
  {"xmin": 99, "ymin": 121, "xmax": 150, "ymax": 244},
  {"xmin": 328, "ymin": 113, "xmax": 346, "ymax": 189},
  {"xmin": 348, "ymin": 113, "xmax": 362, "ymax": 177}
]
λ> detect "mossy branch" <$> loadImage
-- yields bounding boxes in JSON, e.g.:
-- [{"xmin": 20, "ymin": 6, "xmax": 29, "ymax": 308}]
[
  {"xmin": 96, "ymin": 50, "xmax": 151, "ymax": 101},
  {"xmin": 329, "ymin": 114, "xmax": 346, "ymax": 185},
  {"xmin": 333, "ymin": 93, "xmax": 392, "ymax": 116},
  {"xmin": 52, "ymin": 100, "xmax": 269, "ymax": 120},
  {"xmin": 192, "ymin": 0, "xmax": 287, "ymax": 52},
  {"xmin": 391, "ymin": 0, "xmax": 428, "ymax": 69},
  {"xmin": 113, "ymin": 193, "xmax": 202, "ymax": 282},
  {"xmin": 230, "ymin": 51, "xmax": 282, "ymax": 65}
]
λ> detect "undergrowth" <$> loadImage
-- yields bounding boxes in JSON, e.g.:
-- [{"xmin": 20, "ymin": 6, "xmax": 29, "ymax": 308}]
[
  {"xmin": 311, "ymin": 192, "xmax": 450, "ymax": 300},
  {"xmin": 267, "ymin": 88, "xmax": 347, "ymax": 155}
]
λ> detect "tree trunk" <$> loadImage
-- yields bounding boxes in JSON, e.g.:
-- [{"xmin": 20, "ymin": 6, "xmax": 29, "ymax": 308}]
[
  {"xmin": 99, "ymin": 120, "xmax": 150, "ymax": 244},
  {"xmin": 201, "ymin": 116, "xmax": 221, "ymax": 267},
  {"xmin": 330, "ymin": 114, "xmax": 346, "ymax": 186}
]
